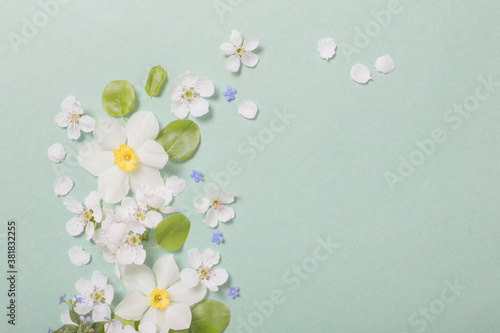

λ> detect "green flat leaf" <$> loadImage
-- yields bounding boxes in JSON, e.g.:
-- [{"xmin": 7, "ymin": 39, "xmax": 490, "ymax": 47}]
[
  {"xmin": 102, "ymin": 80, "xmax": 135, "ymax": 117},
  {"xmin": 190, "ymin": 300, "xmax": 230, "ymax": 333},
  {"xmin": 90, "ymin": 321, "xmax": 107, "ymax": 333},
  {"xmin": 168, "ymin": 330, "xmax": 189, "ymax": 333},
  {"xmin": 69, "ymin": 308, "xmax": 80, "ymax": 325},
  {"xmin": 156, "ymin": 119, "xmax": 201, "ymax": 161},
  {"xmin": 145, "ymin": 65, "xmax": 167, "ymax": 97},
  {"xmin": 112, "ymin": 313, "xmax": 138, "ymax": 329},
  {"xmin": 52, "ymin": 324, "xmax": 78, "ymax": 333},
  {"xmin": 154, "ymin": 214, "xmax": 190, "ymax": 250}
]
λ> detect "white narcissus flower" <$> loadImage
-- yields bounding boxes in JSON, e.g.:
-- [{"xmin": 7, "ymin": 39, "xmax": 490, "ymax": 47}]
[
  {"xmin": 219, "ymin": 29, "xmax": 259, "ymax": 72},
  {"xmin": 180, "ymin": 248, "xmax": 228, "ymax": 292},
  {"xmin": 115, "ymin": 254, "xmax": 206, "ymax": 332},
  {"xmin": 194, "ymin": 188, "xmax": 236, "ymax": 228},
  {"xmin": 167, "ymin": 72, "xmax": 214, "ymax": 119},
  {"xmin": 77, "ymin": 111, "xmax": 169, "ymax": 204},
  {"xmin": 74, "ymin": 271, "xmax": 114, "ymax": 322},
  {"xmin": 55, "ymin": 96, "xmax": 96, "ymax": 140},
  {"xmin": 64, "ymin": 191, "xmax": 102, "ymax": 240}
]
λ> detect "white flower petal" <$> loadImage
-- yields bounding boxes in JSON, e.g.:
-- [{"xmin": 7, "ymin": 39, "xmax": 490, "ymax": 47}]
[
  {"xmin": 160, "ymin": 205, "xmax": 177, "ymax": 214},
  {"xmin": 61, "ymin": 96, "xmax": 82, "ymax": 113},
  {"xmin": 219, "ymin": 42, "xmax": 235, "ymax": 56},
  {"xmin": 92, "ymin": 303, "xmax": 111, "ymax": 322},
  {"xmin": 61, "ymin": 311, "xmax": 74, "ymax": 325},
  {"xmin": 194, "ymin": 195, "xmax": 210, "ymax": 213},
  {"xmin": 84, "ymin": 191, "xmax": 101, "ymax": 210},
  {"xmin": 54, "ymin": 111, "xmax": 71, "ymax": 128},
  {"xmin": 171, "ymin": 102, "xmax": 190, "ymax": 119},
  {"xmin": 211, "ymin": 268, "xmax": 229, "ymax": 287},
  {"xmin": 180, "ymin": 268, "xmax": 200, "ymax": 288},
  {"xmin": 63, "ymin": 197, "xmax": 84, "ymax": 214},
  {"xmin": 146, "ymin": 211, "xmax": 163, "ymax": 229},
  {"xmin": 216, "ymin": 206, "xmax": 235, "ymax": 223},
  {"xmin": 92, "ymin": 271, "xmax": 108, "ymax": 290},
  {"xmin": 179, "ymin": 72, "xmax": 199, "ymax": 88},
  {"xmin": 68, "ymin": 246, "xmax": 90, "ymax": 267},
  {"xmin": 350, "ymin": 63, "xmax": 372, "ymax": 84},
  {"xmin": 153, "ymin": 254, "xmax": 180, "ymax": 290},
  {"xmin": 201, "ymin": 248, "xmax": 220, "ymax": 267},
  {"xmin": 143, "ymin": 307, "xmax": 171, "ymax": 333},
  {"xmin": 104, "ymin": 285, "xmax": 114, "ymax": 304},
  {"xmin": 75, "ymin": 278, "xmax": 92, "ymax": 295},
  {"xmin": 186, "ymin": 248, "xmax": 202, "ymax": 268},
  {"xmin": 167, "ymin": 83, "xmax": 182, "ymax": 102},
  {"xmin": 194, "ymin": 77, "xmax": 214, "ymax": 97},
  {"xmin": 168, "ymin": 281, "xmax": 206, "ymax": 306},
  {"xmin": 138, "ymin": 321, "xmax": 157, "ymax": 333},
  {"xmin": 47, "ymin": 143, "xmax": 66, "ymax": 163},
  {"xmin": 85, "ymin": 222, "xmax": 95, "ymax": 240},
  {"xmin": 243, "ymin": 37, "xmax": 259, "ymax": 52},
  {"xmin": 136, "ymin": 140, "xmax": 168, "ymax": 169},
  {"xmin": 77, "ymin": 142, "xmax": 115, "ymax": 177},
  {"xmin": 375, "ymin": 55, "xmax": 395, "ymax": 74},
  {"xmin": 211, "ymin": 188, "xmax": 235, "ymax": 203},
  {"xmin": 317, "ymin": 37, "xmax": 337, "ymax": 59},
  {"xmin": 126, "ymin": 111, "xmax": 160, "ymax": 150},
  {"xmin": 226, "ymin": 55, "xmax": 241, "ymax": 72},
  {"xmin": 241, "ymin": 52, "xmax": 258, "ymax": 67},
  {"xmin": 74, "ymin": 302, "xmax": 93, "ymax": 315},
  {"xmin": 117, "ymin": 245, "xmax": 137, "ymax": 265},
  {"xmin": 115, "ymin": 290, "xmax": 151, "ymax": 321},
  {"xmin": 54, "ymin": 176, "xmax": 74, "ymax": 196},
  {"xmin": 67, "ymin": 122, "xmax": 81, "ymax": 140},
  {"xmin": 107, "ymin": 223, "xmax": 129, "ymax": 244},
  {"xmin": 237, "ymin": 101, "xmax": 258, "ymax": 119},
  {"xmin": 189, "ymin": 98, "xmax": 209, "ymax": 117},
  {"xmin": 122, "ymin": 263, "xmax": 156, "ymax": 295},
  {"xmin": 230, "ymin": 29, "xmax": 243, "ymax": 47},
  {"xmin": 98, "ymin": 165, "xmax": 130, "ymax": 204},
  {"xmin": 129, "ymin": 164, "xmax": 164, "ymax": 195},
  {"xmin": 79, "ymin": 115, "xmax": 96, "ymax": 133},
  {"xmin": 163, "ymin": 302, "xmax": 192, "ymax": 330},
  {"xmin": 66, "ymin": 217, "xmax": 84, "ymax": 236},
  {"xmin": 165, "ymin": 176, "xmax": 186, "ymax": 196},
  {"xmin": 203, "ymin": 208, "xmax": 219, "ymax": 228},
  {"xmin": 134, "ymin": 247, "xmax": 146, "ymax": 265},
  {"xmin": 93, "ymin": 116, "xmax": 127, "ymax": 151}
]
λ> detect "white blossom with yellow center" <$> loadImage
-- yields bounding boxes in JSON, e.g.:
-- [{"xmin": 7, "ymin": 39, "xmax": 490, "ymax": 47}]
[
  {"xmin": 54, "ymin": 96, "xmax": 95, "ymax": 140},
  {"xmin": 74, "ymin": 271, "xmax": 114, "ymax": 323},
  {"xmin": 167, "ymin": 72, "xmax": 214, "ymax": 119},
  {"xmin": 180, "ymin": 248, "xmax": 229, "ymax": 293},
  {"xmin": 194, "ymin": 188, "xmax": 236, "ymax": 228},
  {"xmin": 219, "ymin": 29, "xmax": 259, "ymax": 72},
  {"xmin": 64, "ymin": 191, "xmax": 102, "ymax": 240}
]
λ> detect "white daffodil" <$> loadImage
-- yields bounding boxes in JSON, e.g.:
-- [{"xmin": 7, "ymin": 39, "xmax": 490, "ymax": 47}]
[
  {"xmin": 219, "ymin": 29, "xmax": 259, "ymax": 72},
  {"xmin": 115, "ymin": 254, "xmax": 206, "ymax": 332},
  {"xmin": 180, "ymin": 248, "xmax": 228, "ymax": 292},
  {"xmin": 167, "ymin": 72, "xmax": 214, "ymax": 119},
  {"xmin": 194, "ymin": 188, "xmax": 236, "ymax": 228},
  {"xmin": 74, "ymin": 271, "xmax": 114, "ymax": 322},
  {"xmin": 64, "ymin": 191, "xmax": 102, "ymax": 240},
  {"xmin": 55, "ymin": 96, "xmax": 96, "ymax": 140},
  {"xmin": 77, "ymin": 111, "xmax": 169, "ymax": 204},
  {"xmin": 116, "ymin": 197, "xmax": 163, "ymax": 234}
]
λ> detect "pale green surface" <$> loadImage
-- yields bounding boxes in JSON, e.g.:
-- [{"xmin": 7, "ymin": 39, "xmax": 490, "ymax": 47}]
[{"xmin": 1, "ymin": 0, "xmax": 500, "ymax": 332}]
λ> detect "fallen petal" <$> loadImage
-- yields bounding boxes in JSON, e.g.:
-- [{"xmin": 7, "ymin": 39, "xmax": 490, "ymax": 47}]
[
  {"xmin": 68, "ymin": 246, "xmax": 90, "ymax": 267},
  {"xmin": 317, "ymin": 38, "xmax": 336, "ymax": 59},
  {"xmin": 48, "ymin": 143, "xmax": 66, "ymax": 163},
  {"xmin": 350, "ymin": 64, "xmax": 371, "ymax": 84},
  {"xmin": 375, "ymin": 55, "xmax": 395, "ymax": 74},
  {"xmin": 237, "ymin": 101, "xmax": 258, "ymax": 119},
  {"xmin": 53, "ymin": 176, "xmax": 74, "ymax": 196}
]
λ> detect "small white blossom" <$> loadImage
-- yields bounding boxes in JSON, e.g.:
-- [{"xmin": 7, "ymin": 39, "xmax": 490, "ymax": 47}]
[
  {"xmin": 167, "ymin": 72, "xmax": 214, "ymax": 119},
  {"xmin": 54, "ymin": 96, "xmax": 95, "ymax": 140},
  {"xmin": 64, "ymin": 191, "xmax": 102, "ymax": 240},
  {"xmin": 180, "ymin": 248, "xmax": 228, "ymax": 292},
  {"xmin": 74, "ymin": 271, "xmax": 114, "ymax": 322},
  {"xmin": 194, "ymin": 188, "xmax": 236, "ymax": 228},
  {"xmin": 219, "ymin": 29, "xmax": 259, "ymax": 72}
]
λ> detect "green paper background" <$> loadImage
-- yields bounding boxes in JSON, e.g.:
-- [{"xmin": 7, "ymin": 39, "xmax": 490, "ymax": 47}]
[{"xmin": 1, "ymin": 0, "xmax": 500, "ymax": 332}]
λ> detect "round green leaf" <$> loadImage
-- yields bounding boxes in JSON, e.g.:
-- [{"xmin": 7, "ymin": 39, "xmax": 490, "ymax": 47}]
[
  {"xmin": 156, "ymin": 120, "xmax": 201, "ymax": 161},
  {"xmin": 154, "ymin": 214, "xmax": 190, "ymax": 250},
  {"xmin": 190, "ymin": 300, "xmax": 230, "ymax": 333},
  {"xmin": 102, "ymin": 80, "xmax": 135, "ymax": 117},
  {"xmin": 145, "ymin": 65, "xmax": 167, "ymax": 97}
]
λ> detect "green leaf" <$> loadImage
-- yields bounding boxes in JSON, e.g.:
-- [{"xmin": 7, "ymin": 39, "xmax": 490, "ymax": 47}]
[
  {"xmin": 168, "ymin": 330, "xmax": 189, "ymax": 333},
  {"xmin": 156, "ymin": 119, "xmax": 200, "ymax": 161},
  {"xmin": 112, "ymin": 313, "xmax": 138, "ymax": 329},
  {"xmin": 52, "ymin": 324, "xmax": 78, "ymax": 333},
  {"xmin": 69, "ymin": 308, "xmax": 81, "ymax": 325},
  {"xmin": 190, "ymin": 300, "xmax": 230, "ymax": 333},
  {"xmin": 102, "ymin": 80, "xmax": 135, "ymax": 117},
  {"xmin": 154, "ymin": 214, "xmax": 190, "ymax": 250},
  {"xmin": 145, "ymin": 65, "xmax": 167, "ymax": 97},
  {"xmin": 90, "ymin": 321, "xmax": 107, "ymax": 333}
]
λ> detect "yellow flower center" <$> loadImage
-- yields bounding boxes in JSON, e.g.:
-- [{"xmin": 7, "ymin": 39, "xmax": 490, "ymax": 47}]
[
  {"xmin": 235, "ymin": 47, "xmax": 244, "ymax": 55},
  {"xmin": 211, "ymin": 198, "xmax": 222, "ymax": 210},
  {"xmin": 113, "ymin": 144, "xmax": 137, "ymax": 171},
  {"xmin": 183, "ymin": 88, "xmax": 195, "ymax": 100},
  {"xmin": 150, "ymin": 287, "xmax": 169, "ymax": 310}
]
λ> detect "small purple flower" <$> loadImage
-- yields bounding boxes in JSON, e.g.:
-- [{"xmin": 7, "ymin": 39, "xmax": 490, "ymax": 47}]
[
  {"xmin": 222, "ymin": 86, "xmax": 237, "ymax": 101},
  {"xmin": 227, "ymin": 286, "xmax": 239, "ymax": 299},
  {"xmin": 190, "ymin": 169, "xmax": 203, "ymax": 183},
  {"xmin": 74, "ymin": 295, "xmax": 83, "ymax": 303},
  {"xmin": 58, "ymin": 293, "xmax": 66, "ymax": 305},
  {"xmin": 46, "ymin": 327, "xmax": 53, "ymax": 333},
  {"xmin": 211, "ymin": 230, "xmax": 223, "ymax": 245},
  {"xmin": 80, "ymin": 315, "xmax": 91, "ymax": 323}
]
